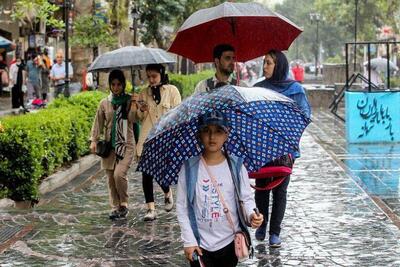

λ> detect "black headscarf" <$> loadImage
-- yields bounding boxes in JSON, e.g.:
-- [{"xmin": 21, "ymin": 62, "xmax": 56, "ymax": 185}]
[{"xmin": 146, "ymin": 64, "xmax": 169, "ymax": 105}]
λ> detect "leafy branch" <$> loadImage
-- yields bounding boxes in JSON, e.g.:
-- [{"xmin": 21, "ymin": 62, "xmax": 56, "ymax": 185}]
[{"xmin": 11, "ymin": 0, "xmax": 64, "ymax": 31}]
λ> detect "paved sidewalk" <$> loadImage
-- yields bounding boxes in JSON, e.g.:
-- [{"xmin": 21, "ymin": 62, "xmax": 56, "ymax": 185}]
[
  {"xmin": 0, "ymin": 128, "xmax": 399, "ymax": 266},
  {"xmin": 309, "ymin": 108, "xmax": 400, "ymax": 226}
]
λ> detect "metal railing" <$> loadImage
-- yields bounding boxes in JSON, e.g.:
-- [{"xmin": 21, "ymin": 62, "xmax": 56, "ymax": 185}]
[{"xmin": 330, "ymin": 41, "xmax": 400, "ymax": 122}]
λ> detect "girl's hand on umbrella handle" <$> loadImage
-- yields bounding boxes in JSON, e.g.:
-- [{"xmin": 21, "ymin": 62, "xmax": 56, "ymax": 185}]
[
  {"xmin": 250, "ymin": 211, "xmax": 263, "ymax": 228},
  {"xmin": 131, "ymin": 94, "xmax": 139, "ymax": 110},
  {"xmin": 90, "ymin": 141, "xmax": 96, "ymax": 154},
  {"xmin": 139, "ymin": 101, "xmax": 149, "ymax": 112}
]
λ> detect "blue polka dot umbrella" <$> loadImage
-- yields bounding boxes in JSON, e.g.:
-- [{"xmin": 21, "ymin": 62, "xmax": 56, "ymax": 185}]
[{"xmin": 137, "ymin": 85, "xmax": 311, "ymax": 187}]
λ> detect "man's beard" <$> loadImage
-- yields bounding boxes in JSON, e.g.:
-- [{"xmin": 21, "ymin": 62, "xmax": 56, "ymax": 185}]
[{"xmin": 220, "ymin": 66, "xmax": 234, "ymax": 76}]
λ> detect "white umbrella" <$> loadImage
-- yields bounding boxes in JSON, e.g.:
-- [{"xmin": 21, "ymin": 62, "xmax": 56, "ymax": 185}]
[
  {"xmin": 88, "ymin": 46, "xmax": 176, "ymax": 72},
  {"xmin": 364, "ymin": 58, "xmax": 398, "ymax": 72}
]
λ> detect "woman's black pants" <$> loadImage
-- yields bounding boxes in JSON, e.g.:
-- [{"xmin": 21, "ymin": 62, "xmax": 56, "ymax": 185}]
[{"xmin": 142, "ymin": 172, "xmax": 170, "ymax": 203}]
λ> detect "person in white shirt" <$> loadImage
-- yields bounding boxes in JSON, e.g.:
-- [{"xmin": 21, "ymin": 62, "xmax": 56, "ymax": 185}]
[
  {"xmin": 194, "ymin": 44, "xmax": 247, "ymax": 94},
  {"xmin": 176, "ymin": 110, "xmax": 263, "ymax": 267},
  {"xmin": 50, "ymin": 50, "xmax": 73, "ymax": 98}
]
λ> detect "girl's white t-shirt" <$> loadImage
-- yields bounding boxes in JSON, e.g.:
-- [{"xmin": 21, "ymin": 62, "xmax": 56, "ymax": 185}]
[{"xmin": 176, "ymin": 159, "xmax": 255, "ymax": 252}]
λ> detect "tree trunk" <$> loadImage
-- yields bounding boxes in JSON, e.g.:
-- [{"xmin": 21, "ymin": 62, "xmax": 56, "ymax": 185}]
[
  {"xmin": 70, "ymin": 0, "xmax": 94, "ymax": 84},
  {"xmin": 154, "ymin": 31, "xmax": 165, "ymax": 49}
]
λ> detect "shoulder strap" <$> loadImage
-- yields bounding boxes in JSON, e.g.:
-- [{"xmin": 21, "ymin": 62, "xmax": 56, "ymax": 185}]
[
  {"xmin": 225, "ymin": 152, "xmax": 252, "ymax": 229},
  {"xmin": 185, "ymin": 158, "xmax": 201, "ymax": 245},
  {"xmin": 224, "ymin": 153, "xmax": 254, "ymax": 256},
  {"xmin": 206, "ymin": 77, "xmax": 214, "ymax": 92}
]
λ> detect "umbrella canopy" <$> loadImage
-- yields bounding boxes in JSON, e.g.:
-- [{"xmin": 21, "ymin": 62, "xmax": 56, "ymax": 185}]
[
  {"xmin": 0, "ymin": 36, "xmax": 15, "ymax": 53},
  {"xmin": 88, "ymin": 46, "xmax": 176, "ymax": 72},
  {"xmin": 137, "ymin": 85, "xmax": 310, "ymax": 187},
  {"xmin": 168, "ymin": 2, "xmax": 302, "ymax": 63},
  {"xmin": 364, "ymin": 58, "xmax": 399, "ymax": 72}
]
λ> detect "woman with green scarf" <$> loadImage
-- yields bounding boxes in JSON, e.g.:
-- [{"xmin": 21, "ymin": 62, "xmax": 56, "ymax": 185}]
[{"xmin": 90, "ymin": 69, "xmax": 137, "ymax": 220}]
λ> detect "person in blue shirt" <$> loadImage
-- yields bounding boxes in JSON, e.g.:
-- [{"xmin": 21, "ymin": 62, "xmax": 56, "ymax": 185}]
[{"xmin": 253, "ymin": 50, "xmax": 311, "ymax": 248}]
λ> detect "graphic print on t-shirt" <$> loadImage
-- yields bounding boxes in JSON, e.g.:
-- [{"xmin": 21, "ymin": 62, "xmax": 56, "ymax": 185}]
[{"xmin": 198, "ymin": 175, "xmax": 226, "ymax": 228}]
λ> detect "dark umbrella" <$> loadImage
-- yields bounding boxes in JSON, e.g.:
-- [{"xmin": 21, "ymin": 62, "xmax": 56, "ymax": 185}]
[
  {"xmin": 168, "ymin": 2, "xmax": 302, "ymax": 63},
  {"xmin": 138, "ymin": 85, "xmax": 310, "ymax": 187},
  {"xmin": 88, "ymin": 46, "xmax": 176, "ymax": 72}
]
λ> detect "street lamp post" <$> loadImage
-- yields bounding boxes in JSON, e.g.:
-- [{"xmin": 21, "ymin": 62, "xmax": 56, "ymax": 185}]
[
  {"xmin": 64, "ymin": 0, "xmax": 71, "ymax": 97},
  {"xmin": 310, "ymin": 12, "xmax": 320, "ymax": 76},
  {"xmin": 130, "ymin": 5, "xmax": 140, "ymax": 46},
  {"xmin": 353, "ymin": 0, "xmax": 359, "ymax": 71}
]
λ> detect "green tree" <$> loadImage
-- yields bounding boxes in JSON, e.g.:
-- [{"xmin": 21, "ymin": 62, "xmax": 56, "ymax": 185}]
[
  {"xmin": 274, "ymin": 0, "xmax": 321, "ymax": 62},
  {"xmin": 11, "ymin": 0, "xmax": 64, "ymax": 32},
  {"xmin": 70, "ymin": 15, "xmax": 117, "ymax": 59},
  {"xmin": 107, "ymin": 0, "xmax": 130, "ymax": 46},
  {"xmin": 135, "ymin": 0, "xmax": 251, "ymax": 49},
  {"xmin": 174, "ymin": 0, "xmax": 225, "ymax": 27},
  {"xmin": 275, "ymin": 0, "xmax": 400, "ymax": 63},
  {"xmin": 137, "ymin": 0, "xmax": 185, "ymax": 49}
]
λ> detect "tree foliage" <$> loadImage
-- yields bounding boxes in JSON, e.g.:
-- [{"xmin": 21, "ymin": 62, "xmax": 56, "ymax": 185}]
[
  {"xmin": 136, "ymin": 0, "xmax": 241, "ymax": 49},
  {"xmin": 11, "ymin": 0, "xmax": 64, "ymax": 31},
  {"xmin": 137, "ymin": 0, "xmax": 185, "ymax": 49},
  {"xmin": 107, "ymin": 0, "xmax": 130, "ymax": 46},
  {"xmin": 70, "ymin": 15, "xmax": 117, "ymax": 51},
  {"xmin": 275, "ymin": 0, "xmax": 400, "ymax": 63},
  {"xmin": 174, "ymin": 0, "xmax": 225, "ymax": 28}
]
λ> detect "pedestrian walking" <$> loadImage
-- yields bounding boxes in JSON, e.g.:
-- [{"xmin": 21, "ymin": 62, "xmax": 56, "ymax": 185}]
[
  {"xmin": 194, "ymin": 44, "xmax": 247, "ymax": 93},
  {"xmin": 9, "ymin": 56, "xmax": 27, "ymax": 110},
  {"xmin": 39, "ymin": 48, "xmax": 52, "ymax": 100},
  {"xmin": 90, "ymin": 69, "xmax": 137, "ymax": 220},
  {"xmin": 136, "ymin": 63, "xmax": 181, "ymax": 221},
  {"xmin": 0, "ymin": 53, "xmax": 8, "ymax": 96},
  {"xmin": 50, "ymin": 50, "xmax": 73, "ymax": 98},
  {"xmin": 253, "ymin": 50, "xmax": 311, "ymax": 247},
  {"xmin": 291, "ymin": 62, "xmax": 304, "ymax": 83},
  {"xmin": 176, "ymin": 110, "xmax": 263, "ymax": 267},
  {"xmin": 26, "ymin": 55, "xmax": 42, "ymax": 100}
]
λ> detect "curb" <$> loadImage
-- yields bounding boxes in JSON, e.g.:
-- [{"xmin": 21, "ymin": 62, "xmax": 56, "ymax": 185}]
[
  {"xmin": 39, "ymin": 154, "xmax": 100, "ymax": 194},
  {"xmin": 0, "ymin": 154, "xmax": 101, "ymax": 209}
]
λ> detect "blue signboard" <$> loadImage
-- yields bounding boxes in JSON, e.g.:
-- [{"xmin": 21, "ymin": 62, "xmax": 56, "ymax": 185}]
[{"xmin": 345, "ymin": 91, "xmax": 399, "ymax": 143}]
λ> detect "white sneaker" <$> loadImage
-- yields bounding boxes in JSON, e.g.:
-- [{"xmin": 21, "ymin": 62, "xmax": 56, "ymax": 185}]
[
  {"xmin": 143, "ymin": 209, "xmax": 157, "ymax": 221},
  {"xmin": 164, "ymin": 190, "xmax": 174, "ymax": 212}
]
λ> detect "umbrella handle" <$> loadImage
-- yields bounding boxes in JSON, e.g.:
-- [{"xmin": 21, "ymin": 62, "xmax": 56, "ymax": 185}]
[{"xmin": 235, "ymin": 62, "xmax": 240, "ymax": 86}]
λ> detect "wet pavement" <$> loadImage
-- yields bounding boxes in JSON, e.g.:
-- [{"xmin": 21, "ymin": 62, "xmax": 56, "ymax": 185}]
[
  {"xmin": 309, "ymin": 108, "xmax": 400, "ymax": 225},
  {"xmin": 1, "ymin": 114, "xmax": 400, "ymax": 266}
]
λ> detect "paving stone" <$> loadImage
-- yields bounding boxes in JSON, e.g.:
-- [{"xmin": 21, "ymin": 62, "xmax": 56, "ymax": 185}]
[{"xmin": 0, "ymin": 110, "xmax": 400, "ymax": 266}]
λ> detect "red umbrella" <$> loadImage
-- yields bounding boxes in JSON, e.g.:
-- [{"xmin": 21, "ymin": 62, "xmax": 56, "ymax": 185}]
[{"xmin": 168, "ymin": 2, "xmax": 302, "ymax": 63}]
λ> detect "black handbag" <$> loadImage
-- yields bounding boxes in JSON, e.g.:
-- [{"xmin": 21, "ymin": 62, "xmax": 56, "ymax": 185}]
[{"xmin": 96, "ymin": 140, "xmax": 112, "ymax": 158}]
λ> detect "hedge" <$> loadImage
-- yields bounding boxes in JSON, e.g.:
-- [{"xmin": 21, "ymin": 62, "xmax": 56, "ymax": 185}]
[
  {"xmin": 169, "ymin": 70, "xmax": 214, "ymax": 98},
  {"xmin": 0, "ymin": 69, "xmax": 213, "ymax": 202},
  {"xmin": 0, "ymin": 91, "xmax": 106, "ymax": 201}
]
